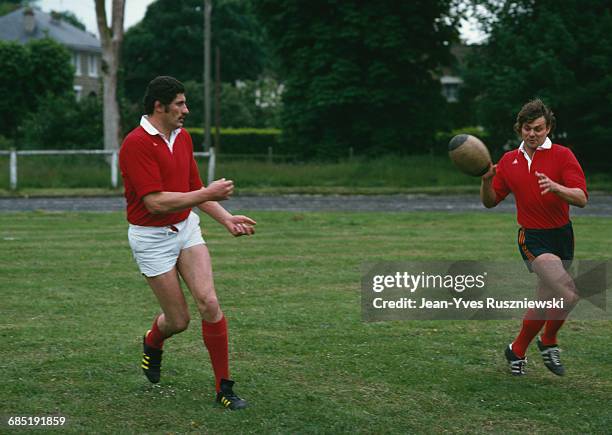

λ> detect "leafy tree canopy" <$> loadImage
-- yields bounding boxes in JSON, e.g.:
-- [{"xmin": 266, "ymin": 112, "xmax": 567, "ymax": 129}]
[
  {"xmin": 121, "ymin": 0, "xmax": 272, "ymax": 103},
  {"xmin": 0, "ymin": 0, "xmax": 35, "ymax": 16},
  {"xmin": 0, "ymin": 38, "xmax": 73, "ymax": 139},
  {"xmin": 462, "ymin": 0, "xmax": 612, "ymax": 170},
  {"xmin": 181, "ymin": 78, "xmax": 282, "ymax": 130},
  {"xmin": 254, "ymin": 0, "xmax": 460, "ymax": 158},
  {"xmin": 20, "ymin": 94, "xmax": 103, "ymax": 150},
  {"xmin": 51, "ymin": 10, "xmax": 87, "ymax": 31}
]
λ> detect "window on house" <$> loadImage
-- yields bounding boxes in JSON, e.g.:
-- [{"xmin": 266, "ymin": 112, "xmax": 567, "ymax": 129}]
[
  {"xmin": 72, "ymin": 52, "xmax": 81, "ymax": 76},
  {"xmin": 440, "ymin": 76, "xmax": 463, "ymax": 103},
  {"xmin": 442, "ymin": 83, "xmax": 460, "ymax": 103},
  {"xmin": 88, "ymin": 54, "xmax": 98, "ymax": 77},
  {"xmin": 74, "ymin": 85, "xmax": 83, "ymax": 102}
]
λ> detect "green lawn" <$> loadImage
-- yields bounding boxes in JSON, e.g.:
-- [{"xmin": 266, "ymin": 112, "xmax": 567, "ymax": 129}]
[
  {"xmin": 1, "ymin": 211, "xmax": 610, "ymax": 433},
  {"xmin": 2, "ymin": 154, "xmax": 611, "ymax": 194}
]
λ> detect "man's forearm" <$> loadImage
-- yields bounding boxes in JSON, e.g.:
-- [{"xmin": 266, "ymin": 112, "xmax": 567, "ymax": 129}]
[
  {"xmin": 554, "ymin": 186, "xmax": 587, "ymax": 208},
  {"xmin": 480, "ymin": 179, "xmax": 497, "ymax": 208},
  {"xmin": 198, "ymin": 200, "xmax": 232, "ymax": 224},
  {"xmin": 143, "ymin": 189, "xmax": 213, "ymax": 214}
]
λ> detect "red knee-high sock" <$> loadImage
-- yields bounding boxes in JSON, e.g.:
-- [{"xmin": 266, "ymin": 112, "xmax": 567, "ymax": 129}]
[
  {"xmin": 541, "ymin": 308, "xmax": 570, "ymax": 346},
  {"xmin": 202, "ymin": 316, "xmax": 230, "ymax": 392},
  {"xmin": 145, "ymin": 315, "xmax": 167, "ymax": 350},
  {"xmin": 511, "ymin": 309, "xmax": 546, "ymax": 358}
]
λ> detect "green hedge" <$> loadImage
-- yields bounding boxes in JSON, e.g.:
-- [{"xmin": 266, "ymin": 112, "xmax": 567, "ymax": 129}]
[
  {"xmin": 186, "ymin": 128, "xmax": 282, "ymax": 154},
  {"xmin": 434, "ymin": 126, "xmax": 490, "ymax": 154}
]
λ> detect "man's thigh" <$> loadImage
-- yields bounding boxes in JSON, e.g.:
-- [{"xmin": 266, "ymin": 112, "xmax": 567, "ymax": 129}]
[
  {"xmin": 145, "ymin": 268, "xmax": 190, "ymax": 324},
  {"xmin": 177, "ymin": 244, "xmax": 216, "ymax": 299},
  {"xmin": 532, "ymin": 253, "xmax": 577, "ymax": 301}
]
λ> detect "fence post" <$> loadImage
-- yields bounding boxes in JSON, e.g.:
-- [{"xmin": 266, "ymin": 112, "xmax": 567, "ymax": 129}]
[
  {"xmin": 111, "ymin": 150, "xmax": 118, "ymax": 188},
  {"xmin": 348, "ymin": 147, "xmax": 354, "ymax": 161},
  {"xmin": 267, "ymin": 146, "xmax": 273, "ymax": 163},
  {"xmin": 9, "ymin": 149, "xmax": 17, "ymax": 190},
  {"xmin": 207, "ymin": 147, "xmax": 216, "ymax": 185}
]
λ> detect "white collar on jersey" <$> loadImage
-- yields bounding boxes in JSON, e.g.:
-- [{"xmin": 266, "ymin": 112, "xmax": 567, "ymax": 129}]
[
  {"xmin": 517, "ymin": 137, "xmax": 551, "ymax": 171},
  {"xmin": 140, "ymin": 115, "xmax": 181, "ymax": 151}
]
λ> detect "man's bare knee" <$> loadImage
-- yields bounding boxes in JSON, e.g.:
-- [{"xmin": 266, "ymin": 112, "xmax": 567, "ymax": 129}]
[
  {"xmin": 165, "ymin": 315, "xmax": 190, "ymax": 334},
  {"xmin": 197, "ymin": 294, "xmax": 219, "ymax": 311},
  {"xmin": 563, "ymin": 287, "xmax": 580, "ymax": 307},
  {"xmin": 533, "ymin": 255, "xmax": 580, "ymax": 306},
  {"xmin": 195, "ymin": 294, "xmax": 221, "ymax": 319}
]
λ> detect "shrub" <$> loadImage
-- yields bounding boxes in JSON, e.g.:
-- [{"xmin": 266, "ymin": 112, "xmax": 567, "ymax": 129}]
[
  {"xmin": 434, "ymin": 126, "xmax": 489, "ymax": 154},
  {"xmin": 19, "ymin": 94, "xmax": 103, "ymax": 149},
  {"xmin": 186, "ymin": 127, "xmax": 282, "ymax": 154}
]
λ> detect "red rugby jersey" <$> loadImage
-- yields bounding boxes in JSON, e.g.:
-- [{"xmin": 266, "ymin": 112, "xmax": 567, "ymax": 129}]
[
  {"xmin": 119, "ymin": 126, "xmax": 203, "ymax": 226},
  {"xmin": 492, "ymin": 143, "xmax": 587, "ymax": 229}
]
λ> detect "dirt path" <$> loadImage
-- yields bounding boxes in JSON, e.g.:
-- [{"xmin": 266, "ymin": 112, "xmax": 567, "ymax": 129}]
[{"xmin": 1, "ymin": 194, "xmax": 610, "ymax": 216}]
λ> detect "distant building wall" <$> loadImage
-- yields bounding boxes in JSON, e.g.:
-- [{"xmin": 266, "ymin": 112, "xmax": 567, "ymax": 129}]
[{"xmin": 72, "ymin": 50, "xmax": 101, "ymax": 99}]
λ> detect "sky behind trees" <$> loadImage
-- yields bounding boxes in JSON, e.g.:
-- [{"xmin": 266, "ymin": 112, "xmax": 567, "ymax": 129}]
[
  {"xmin": 36, "ymin": 0, "xmax": 486, "ymax": 43},
  {"xmin": 38, "ymin": 0, "xmax": 156, "ymax": 34}
]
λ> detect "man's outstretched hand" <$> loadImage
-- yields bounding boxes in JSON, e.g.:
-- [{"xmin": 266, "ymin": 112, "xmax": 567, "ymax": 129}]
[{"xmin": 224, "ymin": 215, "xmax": 257, "ymax": 237}]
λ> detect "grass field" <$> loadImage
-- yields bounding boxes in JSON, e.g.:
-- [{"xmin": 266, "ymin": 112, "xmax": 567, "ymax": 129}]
[
  {"xmin": 1, "ymin": 154, "xmax": 611, "ymax": 194},
  {"xmin": 1, "ymin": 211, "xmax": 611, "ymax": 433}
]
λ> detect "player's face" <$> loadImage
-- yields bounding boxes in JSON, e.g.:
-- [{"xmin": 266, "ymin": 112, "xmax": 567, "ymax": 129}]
[
  {"xmin": 521, "ymin": 116, "xmax": 550, "ymax": 150},
  {"xmin": 163, "ymin": 93, "xmax": 189, "ymax": 129}
]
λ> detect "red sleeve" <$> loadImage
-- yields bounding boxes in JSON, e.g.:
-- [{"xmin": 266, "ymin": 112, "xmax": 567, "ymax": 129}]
[
  {"xmin": 121, "ymin": 138, "xmax": 163, "ymax": 199},
  {"xmin": 184, "ymin": 131, "xmax": 203, "ymax": 190},
  {"xmin": 492, "ymin": 154, "xmax": 511, "ymax": 204},
  {"xmin": 561, "ymin": 147, "xmax": 588, "ymax": 199},
  {"xmin": 190, "ymin": 156, "xmax": 203, "ymax": 190}
]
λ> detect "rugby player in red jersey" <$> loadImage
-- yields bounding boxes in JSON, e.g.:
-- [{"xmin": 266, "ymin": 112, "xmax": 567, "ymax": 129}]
[
  {"xmin": 120, "ymin": 76, "xmax": 255, "ymax": 409},
  {"xmin": 480, "ymin": 99, "xmax": 588, "ymax": 376}
]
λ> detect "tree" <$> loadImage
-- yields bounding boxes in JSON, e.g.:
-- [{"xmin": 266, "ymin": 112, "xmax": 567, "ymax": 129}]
[
  {"xmin": 0, "ymin": 0, "xmax": 35, "ymax": 16},
  {"xmin": 0, "ymin": 41, "xmax": 30, "ymax": 137},
  {"xmin": 182, "ymin": 79, "xmax": 282, "ymax": 129},
  {"xmin": 51, "ymin": 10, "xmax": 87, "ymax": 31},
  {"xmin": 20, "ymin": 94, "xmax": 103, "ymax": 150},
  {"xmin": 27, "ymin": 38, "xmax": 73, "ymax": 99},
  {"xmin": 462, "ymin": 0, "xmax": 612, "ymax": 170},
  {"xmin": 95, "ymin": 0, "xmax": 125, "ymax": 153},
  {"xmin": 254, "ymin": 0, "xmax": 460, "ymax": 158},
  {"xmin": 0, "ymin": 38, "xmax": 72, "ymax": 139},
  {"xmin": 121, "ymin": 0, "xmax": 271, "ymax": 102}
]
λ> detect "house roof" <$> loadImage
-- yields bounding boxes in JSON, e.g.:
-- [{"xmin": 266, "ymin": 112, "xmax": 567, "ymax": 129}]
[
  {"xmin": 439, "ymin": 43, "xmax": 476, "ymax": 77},
  {"xmin": 0, "ymin": 7, "xmax": 101, "ymax": 53}
]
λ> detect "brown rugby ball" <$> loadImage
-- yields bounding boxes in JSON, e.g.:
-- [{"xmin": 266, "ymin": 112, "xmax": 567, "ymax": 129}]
[{"xmin": 448, "ymin": 134, "xmax": 491, "ymax": 177}]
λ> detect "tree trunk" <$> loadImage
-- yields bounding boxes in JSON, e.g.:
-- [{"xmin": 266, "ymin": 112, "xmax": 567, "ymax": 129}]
[
  {"xmin": 203, "ymin": 0, "xmax": 212, "ymax": 151},
  {"xmin": 94, "ymin": 0, "xmax": 125, "ymax": 153},
  {"xmin": 214, "ymin": 45, "xmax": 221, "ymax": 153}
]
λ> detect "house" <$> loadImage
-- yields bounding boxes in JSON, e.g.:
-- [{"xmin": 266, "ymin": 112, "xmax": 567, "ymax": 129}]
[
  {"xmin": 0, "ymin": 7, "xmax": 102, "ymax": 101},
  {"xmin": 439, "ymin": 44, "xmax": 473, "ymax": 103}
]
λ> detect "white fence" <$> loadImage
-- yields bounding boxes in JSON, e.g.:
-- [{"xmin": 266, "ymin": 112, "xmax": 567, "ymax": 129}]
[{"xmin": 0, "ymin": 148, "xmax": 216, "ymax": 190}]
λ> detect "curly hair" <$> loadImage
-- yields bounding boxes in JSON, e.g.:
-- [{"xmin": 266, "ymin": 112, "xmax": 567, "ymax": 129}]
[
  {"xmin": 143, "ymin": 76, "xmax": 185, "ymax": 115},
  {"xmin": 514, "ymin": 98, "xmax": 556, "ymax": 135}
]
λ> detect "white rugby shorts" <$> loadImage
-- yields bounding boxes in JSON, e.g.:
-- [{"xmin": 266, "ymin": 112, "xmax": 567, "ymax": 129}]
[{"xmin": 128, "ymin": 211, "xmax": 205, "ymax": 277}]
